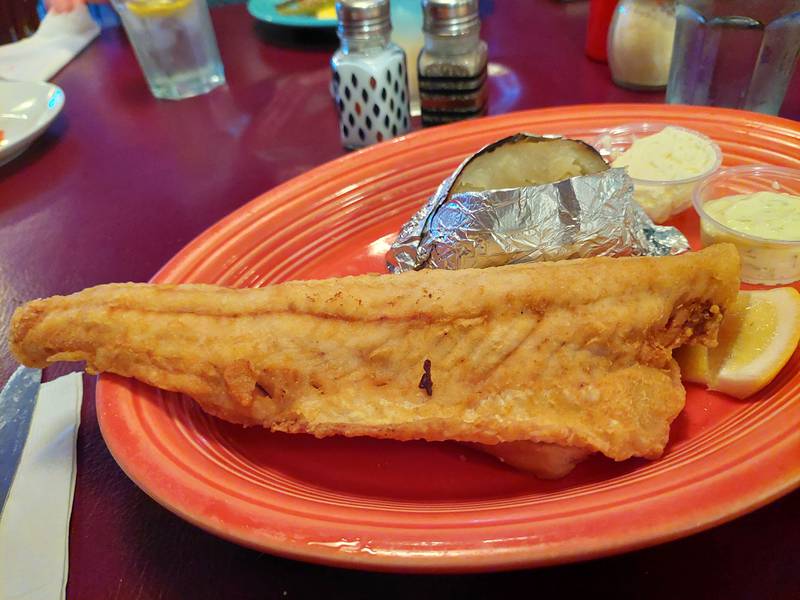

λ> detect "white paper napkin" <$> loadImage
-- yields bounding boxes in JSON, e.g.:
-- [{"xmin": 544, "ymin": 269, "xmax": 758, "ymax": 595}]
[
  {"xmin": 0, "ymin": 372, "xmax": 83, "ymax": 600},
  {"xmin": 0, "ymin": 5, "xmax": 100, "ymax": 82}
]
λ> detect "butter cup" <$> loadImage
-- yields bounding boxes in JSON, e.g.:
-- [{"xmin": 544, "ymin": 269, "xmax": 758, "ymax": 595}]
[{"xmin": 592, "ymin": 122, "xmax": 722, "ymax": 224}]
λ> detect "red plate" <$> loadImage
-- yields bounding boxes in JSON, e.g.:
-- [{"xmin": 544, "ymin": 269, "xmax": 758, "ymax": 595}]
[{"xmin": 97, "ymin": 104, "xmax": 800, "ymax": 572}]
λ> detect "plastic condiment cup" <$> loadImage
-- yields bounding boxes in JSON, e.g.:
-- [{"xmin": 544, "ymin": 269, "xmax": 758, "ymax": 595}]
[
  {"xmin": 693, "ymin": 164, "xmax": 800, "ymax": 285},
  {"xmin": 592, "ymin": 122, "xmax": 722, "ymax": 223}
]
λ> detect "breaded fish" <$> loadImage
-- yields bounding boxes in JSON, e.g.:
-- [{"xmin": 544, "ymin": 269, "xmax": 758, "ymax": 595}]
[{"xmin": 10, "ymin": 244, "xmax": 740, "ymax": 470}]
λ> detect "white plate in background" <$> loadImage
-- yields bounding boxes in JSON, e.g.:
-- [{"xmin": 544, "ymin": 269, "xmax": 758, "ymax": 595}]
[{"xmin": 0, "ymin": 80, "xmax": 65, "ymax": 167}]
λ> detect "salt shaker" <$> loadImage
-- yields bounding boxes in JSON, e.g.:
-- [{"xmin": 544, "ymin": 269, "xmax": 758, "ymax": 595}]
[
  {"xmin": 331, "ymin": 0, "xmax": 411, "ymax": 149},
  {"xmin": 418, "ymin": 0, "xmax": 488, "ymax": 126}
]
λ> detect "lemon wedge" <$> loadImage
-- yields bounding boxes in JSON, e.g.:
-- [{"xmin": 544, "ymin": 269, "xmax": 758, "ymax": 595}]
[
  {"xmin": 316, "ymin": 6, "xmax": 336, "ymax": 19},
  {"xmin": 126, "ymin": 0, "xmax": 192, "ymax": 18},
  {"xmin": 675, "ymin": 287, "xmax": 800, "ymax": 399}
]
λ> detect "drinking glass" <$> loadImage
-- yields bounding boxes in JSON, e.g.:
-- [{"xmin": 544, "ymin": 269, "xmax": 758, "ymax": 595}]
[
  {"xmin": 666, "ymin": 0, "xmax": 800, "ymax": 115},
  {"xmin": 110, "ymin": 0, "xmax": 225, "ymax": 100}
]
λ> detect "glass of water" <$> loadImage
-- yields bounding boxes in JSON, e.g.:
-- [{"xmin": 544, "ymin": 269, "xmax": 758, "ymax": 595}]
[
  {"xmin": 666, "ymin": 0, "xmax": 800, "ymax": 115},
  {"xmin": 110, "ymin": 0, "xmax": 225, "ymax": 100}
]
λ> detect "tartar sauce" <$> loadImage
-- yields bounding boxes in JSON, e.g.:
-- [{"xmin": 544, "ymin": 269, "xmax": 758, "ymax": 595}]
[
  {"xmin": 703, "ymin": 192, "xmax": 800, "ymax": 240},
  {"xmin": 700, "ymin": 191, "xmax": 800, "ymax": 285}
]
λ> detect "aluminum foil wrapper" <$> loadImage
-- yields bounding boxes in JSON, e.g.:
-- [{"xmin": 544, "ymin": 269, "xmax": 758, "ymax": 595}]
[{"xmin": 386, "ymin": 166, "xmax": 688, "ymax": 272}]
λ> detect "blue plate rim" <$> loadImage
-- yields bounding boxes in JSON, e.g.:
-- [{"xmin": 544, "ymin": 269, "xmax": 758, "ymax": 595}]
[{"xmin": 247, "ymin": 0, "xmax": 337, "ymax": 28}]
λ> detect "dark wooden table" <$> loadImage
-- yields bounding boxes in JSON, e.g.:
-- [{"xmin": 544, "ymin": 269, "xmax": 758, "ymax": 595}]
[{"xmin": 2, "ymin": 2, "xmax": 799, "ymax": 598}]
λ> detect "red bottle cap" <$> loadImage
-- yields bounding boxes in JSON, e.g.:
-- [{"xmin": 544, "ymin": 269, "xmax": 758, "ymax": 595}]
[{"xmin": 585, "ymin": 0, "xmax": 619, "ymax": 62}]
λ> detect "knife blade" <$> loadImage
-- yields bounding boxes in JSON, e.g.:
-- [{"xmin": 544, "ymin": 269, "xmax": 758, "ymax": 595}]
[{"xmin": 0, "ymin": 366, "xmax": 42, "ymax": 515}]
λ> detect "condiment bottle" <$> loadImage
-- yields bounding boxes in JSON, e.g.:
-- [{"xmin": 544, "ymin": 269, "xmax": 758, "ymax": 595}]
[
  {"xmin": 607, "ymin": 0, "xmax": 676, "ymax": 90},
  {"xmin": 331, "ymin": 0, "xmax": 411, "ymax": 150},
  {"xmin": 585, "ymin": 0, "xmax": 620, "ymax": 62},
  {"xmin": 417, "ymin": 0, "xmax": 488, "ymax": 127}
]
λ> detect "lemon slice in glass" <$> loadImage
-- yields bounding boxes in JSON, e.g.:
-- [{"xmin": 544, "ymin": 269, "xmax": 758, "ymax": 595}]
[
  {"xmin": 675, "ymin": 287, "xmax": 800, "ymax": 399},
  {"xmin": 126, "ymin": 0, "xmax": 193, "ymax": 18}
]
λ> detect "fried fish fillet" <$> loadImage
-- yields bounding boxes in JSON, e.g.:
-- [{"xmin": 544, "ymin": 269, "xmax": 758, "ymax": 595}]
[{"xmin": 10, "ymin": 244, "xmax": 739, "ymax": 469}]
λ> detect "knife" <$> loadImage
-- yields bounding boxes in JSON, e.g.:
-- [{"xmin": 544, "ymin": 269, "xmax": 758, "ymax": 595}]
[{"xmin": 0, "ymin": 366, "xmax": 42, "ymax": 515}]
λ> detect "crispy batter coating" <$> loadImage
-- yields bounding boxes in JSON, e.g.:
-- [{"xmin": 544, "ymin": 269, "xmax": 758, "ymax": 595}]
[
  {"xmin": 10, "ymin": 245, "xmax": 740, "ymax": 464},
  {"xmin": 470, "ymin": 441, "xmax": 593, "ymax": 479}
]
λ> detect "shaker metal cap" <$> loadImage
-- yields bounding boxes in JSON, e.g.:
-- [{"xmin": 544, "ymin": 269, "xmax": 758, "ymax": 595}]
[
  {"xmin": 336, "ymin": 0, "xmax": 392, "ymax": 39},
  {"xmin": 422, "ymin": 0, "xmax": 480, "ymax": 36}
]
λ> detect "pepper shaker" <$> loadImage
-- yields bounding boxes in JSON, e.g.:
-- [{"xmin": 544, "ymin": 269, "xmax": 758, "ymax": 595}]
[
  {"xmin": 418, "ymin": 0, "xmax": 488, "ymax": 127},
  {"xmin": 331, "ymin": 0, "xmax": 411, "ymax": 149}
]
